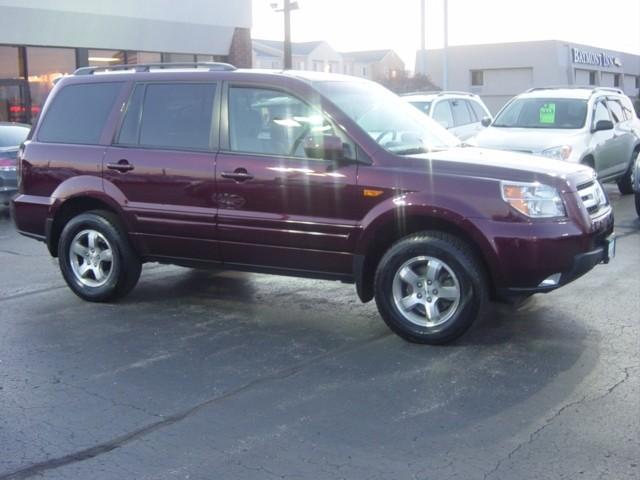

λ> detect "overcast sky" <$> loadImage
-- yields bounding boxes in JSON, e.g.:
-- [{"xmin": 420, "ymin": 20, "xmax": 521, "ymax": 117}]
[{"xmin": 252, "ymin": 0, "xmax": 640, "ymax": 71}]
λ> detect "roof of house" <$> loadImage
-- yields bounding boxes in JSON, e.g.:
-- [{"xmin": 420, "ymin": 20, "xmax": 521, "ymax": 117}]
[
  {"xmin": 341, "ymin": 49, "xmax": 394, "ymax": 63},
  {"xmin": 252, "ymin": 39, "xmax": 325, "ymax": 56}
]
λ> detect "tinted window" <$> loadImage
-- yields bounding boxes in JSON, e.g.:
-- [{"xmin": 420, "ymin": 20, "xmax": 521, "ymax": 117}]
[
  {"xmin": 38, "ymin": 83, "xmax": 121, "ymax": 144},
  {"xmin": 138, "ymin": 83, "xmax": 215, "ymax": 150},
  {"xmin": 493, "ymin": 98, "xmax": 588, "ymax": 129},
  {"xmin": 469, "ymin": 100, "xmax": 488, "ymax": 120},
  {"xmin": 606, "ymin": 100, "xmax": 624, "ymax": 123},
  {"xmin": 432, "ymin": 101, "xmax": 454, "ymax": 128},
  {"xmin": 228, "ymin": 86, "xmax": 354, "ymax": 159},
  {"xmin": 450, "ymin": 99, "xmax": 473, "ymax": 126},
  {"xmin": 0, "ymin": 125, "xmax": 29, "ymax": 147}
]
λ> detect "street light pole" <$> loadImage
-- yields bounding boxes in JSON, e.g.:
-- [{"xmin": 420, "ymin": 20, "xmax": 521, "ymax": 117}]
[
  {"xmin": 271, "ymin": 1, "xmax": 299, "ymax": 70},
  {"xmin": 442, "ymin": 0, "xmax": 448, "ymax": 89},
  {"xmin": 283, "ymin": 0, "xmax": 292, "ymax": 69}
]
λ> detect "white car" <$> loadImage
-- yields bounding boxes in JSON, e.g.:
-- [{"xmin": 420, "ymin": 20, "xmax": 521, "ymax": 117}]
[
  {"xmin": 402, "ymin": 91, "xmax": 492, "ymax": 141},
  {"xmin": 473, "ymin": 87, "xmax": 640, "ymax": 194}
]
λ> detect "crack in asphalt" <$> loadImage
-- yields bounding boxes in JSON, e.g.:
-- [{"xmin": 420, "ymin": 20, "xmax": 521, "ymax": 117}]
[
  {"xmin": 0, "ymin": 331, "xmax": 391, "ymax": 480},
  {"xmin": 482, "ymin": 365, "xmax": 635, "ymax": 480}
]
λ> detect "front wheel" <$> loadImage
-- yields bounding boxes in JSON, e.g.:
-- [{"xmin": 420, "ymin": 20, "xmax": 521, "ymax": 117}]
[
  {"xmin": 617, "ymin": 152, "xmax": 637, "ymax": 195},
  {"xmin": 58, "ymin": 210, "xmax": 141, "ymax": 302},
  {"xmin": 374, "ymin": 231, "xmax": 487, "ymax": 345},
  {"xmin": 635, "ymin": 193, "xmax": 640, "ymax": 218}
]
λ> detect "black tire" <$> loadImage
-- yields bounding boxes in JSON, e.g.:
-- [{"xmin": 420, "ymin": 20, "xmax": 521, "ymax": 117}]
[
  {"xmin": 58, "ymin": 210, "xmax": 141, "ymax": 302},
  {"xmin": 617, "ymin": 153, "xmax": 637, "ymax": 195},
  {"xmin": 635, "ymin": 193, "xmax": 640, "ymax": 218},
  {"xmin": 374, "ymin": 231, "xmax": 487, "ymax": 345}
]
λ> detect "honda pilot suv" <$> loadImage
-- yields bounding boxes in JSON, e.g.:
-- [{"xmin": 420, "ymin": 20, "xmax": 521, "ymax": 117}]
[
  {"xmin": 11, "ymin": 63, "xmax": 615, "ymax": 344},
  {"xmin": 473, "ymin": 87, "xmax": 640, "ymax": 194}
]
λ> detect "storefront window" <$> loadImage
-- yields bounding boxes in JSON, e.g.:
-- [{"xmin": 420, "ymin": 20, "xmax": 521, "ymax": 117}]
[
  {"xmin": 0, "ymin": 45, "xmax": 24, "ymax": 122},
  {"xmin": 27, "ymin": 47, "xmax": 75, "ymax": 119},
  {"xmin": 132, "ymin": 52, "xmax": 162, "ymax": 64},
  {"xmin": 163, "ymin": 53, "xmax": 196, "ymax": 63},
  {"xmin": 88, "ymin": 49, "xmax": 126, "ymax": 67}
]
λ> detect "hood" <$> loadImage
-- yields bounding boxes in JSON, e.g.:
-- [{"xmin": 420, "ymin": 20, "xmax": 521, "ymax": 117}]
[
  {"xmin": 406, "ymin": 147, "xmax": 595, "ymax": 191},
  {"xmin": 472, "ymin": 126, "xmax": 583, "ymax": 154}
]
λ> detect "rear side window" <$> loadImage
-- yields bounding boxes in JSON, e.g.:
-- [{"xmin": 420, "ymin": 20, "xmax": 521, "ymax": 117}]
[
  {"xmin": 37, "ymin": 83, "xmax": 121, "ymax": 144},
  {"xmin": 118, "ymin": 83, "xmax": 216, "ymax": 150}
]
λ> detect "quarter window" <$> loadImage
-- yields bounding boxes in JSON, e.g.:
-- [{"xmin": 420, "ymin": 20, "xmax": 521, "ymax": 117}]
[
  {"xmin": 38, "ymin": 82, "xmax": 121, "ymax": 144},
  {"xmin": 118, "ymin": 83, "xmax": 216, "ymax": 150},
  {"xmin": 228, "ymin": 86, "xmax": 354, "ymax": 159}
]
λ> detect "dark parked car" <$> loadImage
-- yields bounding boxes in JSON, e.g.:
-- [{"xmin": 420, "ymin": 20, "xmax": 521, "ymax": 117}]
[
  {"xmin": 11, "ymin": 63, "xmax": 615, "ymax": 344},
  {"xmin": 0, "ymin": 122, "xmax": 30, "ymax": 205}
]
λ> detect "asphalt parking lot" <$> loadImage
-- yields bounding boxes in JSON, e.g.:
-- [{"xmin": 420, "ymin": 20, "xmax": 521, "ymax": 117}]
[{"xmin": 0, "ymin": 186, "xmax": 638, "ymax": 480}]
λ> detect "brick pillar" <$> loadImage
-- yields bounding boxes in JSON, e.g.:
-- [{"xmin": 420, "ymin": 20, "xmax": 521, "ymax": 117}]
[{"xmin": 228, "ymin": 27, "xmax": 252, "ymax": 68}]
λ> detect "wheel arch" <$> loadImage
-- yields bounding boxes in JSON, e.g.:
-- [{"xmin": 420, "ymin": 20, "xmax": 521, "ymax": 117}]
[{"xmin": 353, "ymin": 209, "xmax": 499, "ymax": 303}]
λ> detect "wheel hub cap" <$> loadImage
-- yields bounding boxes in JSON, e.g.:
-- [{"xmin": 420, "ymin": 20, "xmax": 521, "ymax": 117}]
[
  {"xmin": 392, "ymin": 255, "xmax": 461, "ymax": 327},
  {"xmin": 69, "ymin": 229, "xmax": 114, "ymax": 288}
]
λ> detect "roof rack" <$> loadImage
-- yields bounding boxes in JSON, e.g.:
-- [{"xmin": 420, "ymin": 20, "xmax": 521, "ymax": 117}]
[
  {"xmin": 525, "ymin": 86, "xmax": 624, "ymax": 95},
  {"xmin": 400, "ymin": 90, "xmax": 477, "ymax": 97},
  {"xmin": 73, "ymin": 62, "xmax": 237, "ymax": 75}
]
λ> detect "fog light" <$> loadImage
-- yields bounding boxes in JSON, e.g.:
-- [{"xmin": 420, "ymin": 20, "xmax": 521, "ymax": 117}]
[{"xmin": 539, "ymin": 273, "xmax": 561, "ymax": 288}]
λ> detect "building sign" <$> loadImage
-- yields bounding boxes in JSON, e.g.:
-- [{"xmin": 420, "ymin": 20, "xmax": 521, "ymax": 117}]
[{"xmin": 572, "ymin": 47, "xmax": 622, "ymax": 68}]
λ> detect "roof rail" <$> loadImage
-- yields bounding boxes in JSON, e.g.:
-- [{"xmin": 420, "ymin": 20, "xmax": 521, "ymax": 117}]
[
  {"xmin": 525, "ymin": 85, "xmax": 624, "ymax": 95},
  {"xmin": 73, "ymin": 62, "xmax": 237, "ymax": 75}
]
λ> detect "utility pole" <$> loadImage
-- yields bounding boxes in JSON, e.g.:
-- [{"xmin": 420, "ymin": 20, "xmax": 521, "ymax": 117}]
[
  {"xmin": 271, "ymin": 1, "xmax": 299, "ymax": 70},
  {"xmin": 442, "ymin": 0, "xmax": 448, "ymax": 89},
  {"xmin": 420, "ymin": 0, "xmax": 426, "ymax": 51}
]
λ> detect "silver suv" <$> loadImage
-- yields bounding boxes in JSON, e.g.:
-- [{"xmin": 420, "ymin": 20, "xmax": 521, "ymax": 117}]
[
  {"xmin": 402, "ymin": 91, "xmax": 492, "ymax": 141},
  {"xmin": 473, "ymin": 87, "xmax": 640, "ymax": 194}
]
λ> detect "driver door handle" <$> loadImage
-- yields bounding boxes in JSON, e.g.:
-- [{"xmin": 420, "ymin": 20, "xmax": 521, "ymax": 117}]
[
  {"xmin": 221, "ymin": 168, "xmax": 253, "ymax": 182},
  {"xmin": 106, "ymin": 159, "xmax": 134, "ymax": 173}
]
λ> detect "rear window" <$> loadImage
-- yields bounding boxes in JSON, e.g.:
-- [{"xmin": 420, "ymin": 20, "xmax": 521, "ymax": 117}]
[
  {"xmin": 493, "ymin": 98, "xmax": 588, "ymax": 129},
  {"xmin": 37, "ymin": 83, "xmax": 121, "ymax": 144}
]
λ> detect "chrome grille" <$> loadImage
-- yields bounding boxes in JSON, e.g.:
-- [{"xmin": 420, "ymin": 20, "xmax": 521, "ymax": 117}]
[{"xmin": 577, "ymin": 180, "xmax": 607, "ymax": 216}]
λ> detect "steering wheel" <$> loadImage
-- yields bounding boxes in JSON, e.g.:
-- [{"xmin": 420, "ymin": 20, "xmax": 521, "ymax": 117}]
[
  {"xmin": 289, "ymin": 124, "xmax": 311, "ymax": 156},
  {"xmin": 376, "ymin": 130, "xmax": 397, "ymax": 144}
]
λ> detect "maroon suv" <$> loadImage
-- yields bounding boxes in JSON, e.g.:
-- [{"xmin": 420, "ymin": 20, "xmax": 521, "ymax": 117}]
[{"xmin": 11, "ymin": 63, "xmax": 615, "ymax": 344}]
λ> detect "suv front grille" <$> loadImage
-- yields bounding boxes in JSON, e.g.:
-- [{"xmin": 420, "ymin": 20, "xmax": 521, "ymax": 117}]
[{"xmin": 577, "ymin": 180, "xmax": 608, "ymax": 217}]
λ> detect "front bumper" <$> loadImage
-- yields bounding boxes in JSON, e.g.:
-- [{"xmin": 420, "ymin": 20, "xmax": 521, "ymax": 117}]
[
  {"xmin": 0, "ymin": 170, "xmax": 17, "ymax": 204},
  {"xmin": 496, "ymin": 233, "xmax": 614, "ymax": 297}
]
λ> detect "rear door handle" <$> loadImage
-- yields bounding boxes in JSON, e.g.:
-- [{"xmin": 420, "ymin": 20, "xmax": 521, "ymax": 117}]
[
  {"xmin": 106, "ymin": 159, "xmax": 134, "ymax": 173},
  {"xmin": 221, "ymin": 169, "xmax": 253, "ymax": 182}
]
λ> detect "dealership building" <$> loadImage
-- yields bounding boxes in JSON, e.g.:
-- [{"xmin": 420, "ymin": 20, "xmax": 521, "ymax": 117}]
[
  {"xmin": 0, "ymin": 0, "xmax": 252, "ymax": 124},
  {"xmin": 416, "ymin": 40, "xmax": 640, "ymax": 114}
]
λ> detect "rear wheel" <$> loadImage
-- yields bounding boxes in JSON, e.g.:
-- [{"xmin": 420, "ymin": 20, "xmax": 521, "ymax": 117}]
[
  {"xmin": 635, "ymin": 193, "xmax": 640, "ymax": 218},
  {"xmin": 58, "ymin": 210, "xmax": 141, "ymax": 302},
  {"xmin": 374, "ymin": 231, "xmax": 487, "ymax": 344}
]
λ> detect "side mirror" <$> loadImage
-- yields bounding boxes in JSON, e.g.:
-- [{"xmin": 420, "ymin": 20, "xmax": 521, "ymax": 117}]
[
  {"xmin": 438, "ymin": 120, "xmax": 451, "ymax": 129},
  {"xmin": 593, "ymin": 119, "xmax": 614, "ymax": 132},
  {"xmin": 481, "ymin": 116, "xmax": 492, "ymax": 127},
  {"xmin": 303, "ymin": 135, "xmax": 345, "ymax": 161}
]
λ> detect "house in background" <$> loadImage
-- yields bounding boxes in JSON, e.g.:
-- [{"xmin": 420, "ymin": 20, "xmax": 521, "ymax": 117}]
[
  {"xmin": 252, "ymin": 40, "xmax": 405, "ymax": 83},
  {"xmin": 252, "ymin": 39, "xmax": 342, "ymax": 73},
  {"xmin": 342, "ymin": 49, "xmax": 405, "ymax": 82}
]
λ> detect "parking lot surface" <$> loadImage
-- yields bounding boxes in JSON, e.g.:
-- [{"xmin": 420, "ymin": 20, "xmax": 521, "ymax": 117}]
[{"xmin": 0, "ymin": 187, "xmax": 638, "ymax": 480}]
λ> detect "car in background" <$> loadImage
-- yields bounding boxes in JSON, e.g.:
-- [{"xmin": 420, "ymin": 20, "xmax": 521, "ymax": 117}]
[
  {"xmin": 0, "ymin": 122, "xmax": 30, "ymax": 205},
  {"xmin": 472, "ymin": 87, "xmax": 640, "ymax": 194},
  {"xmin": 402, "ymin": 91, "xmax": 492, "ymax": 141}
]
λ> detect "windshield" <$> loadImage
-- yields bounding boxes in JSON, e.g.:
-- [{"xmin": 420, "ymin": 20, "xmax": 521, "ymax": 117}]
[
  {"xmin": 314, "ymin": 81, "xmax": 459, "ymax": 155},
  {"xmin": 493, "ymin": 98, "xmax": 587, "ymax": 129},
  {"xmin": 0, "ymin": 125, "xmax": 29, "ymax": 148}
]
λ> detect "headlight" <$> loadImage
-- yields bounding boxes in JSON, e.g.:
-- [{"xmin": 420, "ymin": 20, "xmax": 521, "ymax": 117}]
[
  {"xmin": 501, "ymin": 181, "xmax": 566, "ymax": 218},
  {"xmin": 540, "ymin": 145, "xmax": 572, "ymax": 160}
]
